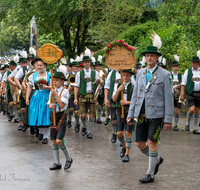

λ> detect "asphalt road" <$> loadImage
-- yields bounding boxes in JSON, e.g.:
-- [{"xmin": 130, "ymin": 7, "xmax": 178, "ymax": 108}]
[{"xmin": 0, "ymin": 113, "xmax": 200, "ymax": 190}]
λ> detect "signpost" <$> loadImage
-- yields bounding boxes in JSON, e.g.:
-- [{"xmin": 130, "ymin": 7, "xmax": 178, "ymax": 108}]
[
  {"xmin": 105, "ymin": 44, "xmax": 136, "ymax": 122},
  {"xmin": 37, "ymin": 43, "xmax": 63, "ymax": 127}
]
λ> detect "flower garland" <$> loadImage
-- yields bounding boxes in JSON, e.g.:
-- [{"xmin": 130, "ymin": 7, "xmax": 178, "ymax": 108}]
[
  {"xmin": 105, "ymin": 39, "xmax": 134, "ymax": 54},
  {"xmin": 36, "ymin": 78, "xmax": 47, "ymax": 84}
]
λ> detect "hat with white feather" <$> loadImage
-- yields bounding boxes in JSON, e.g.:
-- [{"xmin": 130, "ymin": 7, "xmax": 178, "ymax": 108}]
[
  {"xmin": 50, "ymin": 64, "xmax": 67, "ymax": 81},
  {"xmin": 27, "ymin": 47, "xmax": 36, "ymax": 60},
  {"xmin": 19, "ymin": 50, "xmax": 27, "ymax": 63},
  {"xmin": 95, "ymin": 55, "xmax": 103, "ymax": 66},
  {"xmin": 189, "ymin": 50, "xmax": 200, "ymax": 62},
  {"xmin": 172, "ymin": 55, "xmax": 180, "ymax": 66},
  {"xmin": 141, "ymin": 31, "xmax": 162, "ymax": 56},
  {"xmin": 82, "ymin": 48, "xmax": 91, "ymax": 62}
]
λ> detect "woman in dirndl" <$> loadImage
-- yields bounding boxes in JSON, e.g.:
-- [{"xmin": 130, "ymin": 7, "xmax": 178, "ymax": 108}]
[{"xmin": 26, "ymin": 58, "xmax": 51, "ymax": 144}]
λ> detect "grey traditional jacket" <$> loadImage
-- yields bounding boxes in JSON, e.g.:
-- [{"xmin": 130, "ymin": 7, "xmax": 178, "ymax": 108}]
[{"xmin": 127, "ymin": 66, "xmax": 173, "ymax": 123}]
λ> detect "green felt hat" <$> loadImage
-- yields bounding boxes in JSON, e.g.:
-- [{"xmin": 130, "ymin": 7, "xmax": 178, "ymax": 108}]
[
  {"xmin": 50, "ymin": 71, "xmax": 67, "ymax": 81},
  {"xmin": 122, "ymin": 69, "xmax": 134, "ymax": 75},
  {"xmin": 70, "ymin": 61, "xmax": 77, "ymax": 66},
  {"xmin": 95, "ymin": 61, "xmax": 102, "ymax": 66},
  {"xmin": 141, "ymin": 46, "xmax": 162, "ymax": 56},
  {"xmin": 4, "ymin": 64, "xmax": 9, "ymax": 68},
  {"xmin": 19, "ymin": 57, "xmax": 27, "ymax": 63},
  {"xmin": 171, "ymin": 61, "xmax": 180, "ymax": 66},
  {"xmin": 190, "ymin": 56, "xmax": 200, "ymax": 62},
  {"xmin": 82, "ymin": 56, "xmax": 91, "ymax": 62},
  {"xmin": 9, "ymin": 60, "xmax": 17, "ymax": 66},
  {"xmin": 27, "ymin": 54, "xmax": 35, "ymax": 60},
  {"xmin": 135, "ymin": 62, "xmax": 141, "ymax": 69}
]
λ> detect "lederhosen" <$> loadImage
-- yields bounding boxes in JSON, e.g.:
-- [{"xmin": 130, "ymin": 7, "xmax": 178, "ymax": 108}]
[
  {"xmin": 50, "ymin": 89, "xmax": 67, "ymax": 140},
  {"xmin": 135, "ymin": 66, "xmax": 164, "ymax": 142},
  {"xmin": 115, "ymin": 81, "xmax": 134, "ymax": 132},
  {"xmin": 1, "ymin": 73, "xmax": 5, "ymax": 111},
  {"xmin": 20, "ymin": 66, "xmax": 28, "ymax": 108},
  {"xmin": 186, "ymin": 68, "xmax": 200, "ymax": 108},
  {"xmin": 68, "ymin": 72, "xmax": 79, "ymax": 110},
  {"xmin": 79, "ymin": 70, "xmax": 97, "ymax": 115},
  {"xmin": 109, "ymin": 70, "xmax": 120, "ymax": 121},
  {"xmin": 6, "ymin": 70, "xmax": 13, "ymax": 103},
  {"xmin": 172, "ymin": 72, "xmax": 182, "ymax": 109}
]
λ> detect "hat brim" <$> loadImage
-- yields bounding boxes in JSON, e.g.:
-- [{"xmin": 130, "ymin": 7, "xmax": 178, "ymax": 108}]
[
  {"xmin": 50, "ymin": 76, "xmax": 67, "ymax": 81},
  {"xmin": 141, "ymin": 51, "xmax": 162, "ymax": 56}
]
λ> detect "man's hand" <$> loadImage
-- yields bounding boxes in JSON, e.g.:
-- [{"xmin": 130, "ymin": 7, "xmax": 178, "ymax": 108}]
[
  {"xmin": 97, "ymin": 79, "xmax": 104, "ymax": 86},
  {"xmin": 120, "ymin": 99, "xmax": 127, "ymax": 106},
  {"xmin": 164, "ymin": 123, "xmax": 172, "ymax": 131},
  {"xmin": 74, "ymin": 98, "xmax": 78, "ymax": 106},
  {"xmin": 26, "ymin": 99, "xmax": 29, "ymax": 105},
  {"xmin": 105, "ymin": 98, "xmax": 110, "ymax": 107},
  {"xmin": 180, "ymin": 93, "xmax": 184, "ymax": 101},
  {"xmin": 127, "ymin": 117, "xmax": 133, "ymax": 125},
  {"xmin": 173, "ymin": 86, "xmax": 178, "ymax": 90},
  {"xmin": 118, "ymin": 84, "xmax": 124, "ymax": 92}
]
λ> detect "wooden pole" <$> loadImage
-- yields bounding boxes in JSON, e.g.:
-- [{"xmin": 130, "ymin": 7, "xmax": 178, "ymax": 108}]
[
  {"xmin": 121, "ymin": 70, "xmax": 125, "ymax": 121},
  {"xmin": 50, "ymin": 68, "xmax": 56, "ymax": 127}
]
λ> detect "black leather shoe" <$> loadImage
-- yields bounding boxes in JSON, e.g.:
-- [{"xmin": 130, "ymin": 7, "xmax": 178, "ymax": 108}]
[
  {"xmin": 111, "ymin": 133, "xmax": 117, "ymax": 143},
  {"xmin": 104, "ymin": 118, "xmax": 110, "ymax": 125},
  {"xmin": 14, "ymin": 118, "xmax": 19, "ymax": 123},
  {"xmin": 8, "ymin": 115, "xmax": 14, "ymax": 122},
  {"xmin": 96, "ymin": 118, "xmax": 102, "ymax": 123},
  {"xmin": 173, "ymin": 125, "xmax": 179, "ymax": 131},
  {"xmin": 122, "ymin": 155, "xmax": 130, "ymax": 162},
  {"xmin": 81, "ymin": 128, "xmax": 87, "ymax": 136},
  {"xmin": 49, "ymin": 163, "xmax": 61, "ymax": 170},
  {"xmin": 7, "ymin": 112, "xmax": 10, "ymax": 117},
  {"xmin": 35, "ymin": 129, "xmax": 39, "ymax": 137},
  {"xmin": 42, "ymin": 138, "xmax": 48, "ymax": 144},
  {"xmin": 120, "ymin": 143, "xmax": 123, "ymax": 147},
  {"xmin": 139, "ymin": 174, "xmax": 154, "ymax": 183},
  {"xmin": 64, "ymin": 158, "xmax": 73, "ymax": 170},
  {"xmin": 3, "ymin": 111, "xmax": 6, "ymax": 116},
  {"xmin": 75, "ymin": 124, "xmax": 80, "ymax": 133},
  {"xmin": 18, "ymin": 125, "xmax": 23, "ymax": 131},
  {"xmin": 120, "ymin": 148, "xmax": 126, "ymax": 157},
  {"xmin": 67, "ymin": 121, "xmax": 72, "ymax": 128},
  {"xmin": 38, "ymin": 134, "xmax": 43, "ymax": 141},
  {"xmin": 22, "ymin": 125, "xmax": 28, "ymax": 132},
  {"xmin": 193, "ymin": 129, "xmax": 200, "ymax": 134},
  {"xmin": 102, "ymin": 113, "xmax": 106, "ymax": 117},
  {"xmin": 87, "ymin": 133, "xmax": 93, "ymax": 139},
  {"xmin": 154, "ymin": 157, "xmax": 164, "ymax": 175},
  {"xmin": 30, "ymin": 127, "xmax": 35, "ymax": 135},
  {"xmin": 185, "ymin": 125, "xmax": 190, "ymax": 131}
]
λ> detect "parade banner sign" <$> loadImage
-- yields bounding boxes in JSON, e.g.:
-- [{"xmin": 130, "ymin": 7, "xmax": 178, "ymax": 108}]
[
  {"xmin": 37, "ymin": 43, "xmax": 63, "ymax": 127},
  {"xmin": 37, "ymin": 43, "xmax": 63, "ymax": 64},
  {"xmin": 105, "ymin": 43, "xmax": 137, "ymax": 70}
]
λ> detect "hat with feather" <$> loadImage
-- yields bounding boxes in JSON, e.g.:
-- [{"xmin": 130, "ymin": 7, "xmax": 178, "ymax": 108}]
[
  {"xmin": 50, "ymin": 64, "xmax": 67, "ymax": 81},
  {"xmin": 19, "ymin": 50, "xmax": 27, "ymax": 63},
  {"xmin": 172, "ymin": 55, "xmax": 180, "ymax": 66},
  {"xmin": 141, "ymin": 31, "xmax": 162, "ymax": 56},
  {"xmin": 190, "ymin": 50, "xmax": 200, "ymax": 62},
  {"xmin": 82, "ymin": 48, "xmax": 91, "ymax": 62},
  {"xmin": 95, "ymin": 55, "xmax": 103, "ymax": 66},
  {"xmin": 27, "ymin": 47, "xmax": 36, "ymax": 60}
]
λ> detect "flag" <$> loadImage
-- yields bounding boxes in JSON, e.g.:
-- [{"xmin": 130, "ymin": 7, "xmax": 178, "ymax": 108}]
[{"xmin": 30, "ymin": 16, "xmax": 37, "ymax": 50}]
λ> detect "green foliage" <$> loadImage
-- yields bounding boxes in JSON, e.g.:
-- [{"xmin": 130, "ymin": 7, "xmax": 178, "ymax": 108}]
[{"xmin": 117, "ymin": 21, "xmax": 162, "ymax": 46}]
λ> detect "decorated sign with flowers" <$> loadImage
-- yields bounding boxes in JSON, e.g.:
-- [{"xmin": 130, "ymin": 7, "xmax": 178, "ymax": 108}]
[{"xmin": 105, "ymin": 40, "xmax": 137, "ymax": 70}]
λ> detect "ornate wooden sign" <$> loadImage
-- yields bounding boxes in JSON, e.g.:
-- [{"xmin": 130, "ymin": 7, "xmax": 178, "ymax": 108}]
[
  {"xmin": 105, "ymin": 45, "xmax": 137, "ymax": 69},
  {"xmin": 37, "ymin": 43, "xmax": 63, "ymax": 64}
]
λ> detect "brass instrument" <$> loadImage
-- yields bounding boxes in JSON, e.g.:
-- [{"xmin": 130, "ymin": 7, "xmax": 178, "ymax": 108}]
[
  {"xmin": 67, "ymin": 74, "xmax": 75, "ymax": 92},
  {"xmin": 10, "ymin": 82, "xmax": 20, "ymax": 107},
  {"xmin": 93, "ymin": 69, "xmax": 108, "ymax": 101},
  {"xmin": 21, "ymin": 71, "xmax": 35, "ymax": 100},
  {"xmin": 173, "ymin": 82, "xmax": 181, "ymax": 100}
]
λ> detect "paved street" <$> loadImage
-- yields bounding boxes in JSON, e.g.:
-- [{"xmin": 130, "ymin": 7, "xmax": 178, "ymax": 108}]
[{"xmin": 0, "ymin": 113, "xmax": 200, "ymax": 190}]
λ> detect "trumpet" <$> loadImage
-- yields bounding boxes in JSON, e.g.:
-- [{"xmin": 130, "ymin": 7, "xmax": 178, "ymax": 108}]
[
  {"xmin": 93, "ymin": 69, "xmax": 107, "ymax": 101},
  {"xmin": 67, "ymin": 74, "xmax": 75, "ymax": 92}
]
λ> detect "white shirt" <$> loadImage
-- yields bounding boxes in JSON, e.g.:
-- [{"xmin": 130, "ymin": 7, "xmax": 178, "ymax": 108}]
[
  {"xmin": 49, "ymin": 86, "xmax": 69, "ymax": 112},
  {"xmin": 3, "ymin": 70, "xmax": 12, "ymax": 82},
  {"xmin": 0, "ymin": 73, "xmax": 2, "ymax": 82},
  {"xmin": 15, "ymin": 66, "xmax": 31, "ymax": 80},
  {"xmin": 75, "ymin": 68, "xmax": 98, "ymax": 93},
  {"xmin": 172, "ymin": 71, "xmax": 179, "ymax": 83},
  {"xmin": 105, "ymin": 70, "xmax": 135, "ymax": 97},
  {"xmin": 8, "ymin": 67, "xmax": 20, "ymax": 79},
  {"xmin": 182, "ymin": 67, "xmax": 200, "ymax": 91},
  {"xmin": 146, "ymin": 64, "xmax": 157, "ymax": 74}
]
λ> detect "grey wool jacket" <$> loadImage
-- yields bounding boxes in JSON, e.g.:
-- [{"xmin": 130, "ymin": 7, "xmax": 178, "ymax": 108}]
[{"xmin": 127, "ymin": 66, "xmax": 173, "ymax": 123}]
